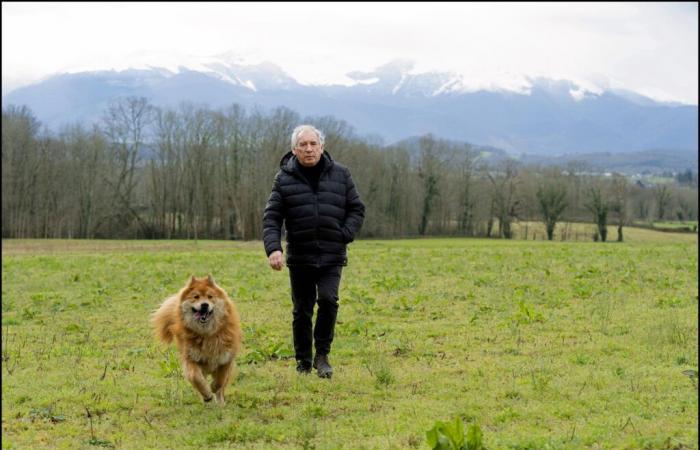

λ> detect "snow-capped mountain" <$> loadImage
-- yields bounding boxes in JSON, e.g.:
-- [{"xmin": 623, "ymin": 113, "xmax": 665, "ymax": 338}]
[{"xmin": 2, "ymin": 57, "xmax": 697, "ymax": 156}]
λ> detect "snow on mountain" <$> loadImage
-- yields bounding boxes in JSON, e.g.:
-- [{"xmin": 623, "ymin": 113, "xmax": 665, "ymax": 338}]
[{"xmin": 2, "ymin": 57, "xmax": 697, "ymax": 156}]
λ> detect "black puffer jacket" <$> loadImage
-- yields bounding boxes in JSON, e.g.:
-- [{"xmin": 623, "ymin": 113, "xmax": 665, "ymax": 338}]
[{"xmin": 263, "ymin": 151, "xmax": 365, "ymax": 266}]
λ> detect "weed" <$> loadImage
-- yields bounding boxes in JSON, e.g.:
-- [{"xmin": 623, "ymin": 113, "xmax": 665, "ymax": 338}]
[
  {"xmin": 87, "ymin": 438, "xmax": 115, "ymax": 448},
  {"xmin": 340, "ymin": 317, "xmax": 375, "ymax": 336},
  {"xmin": 303, "ymin": 405, "xmax": 325, "ymax": 418},
  {"xmin": 656, "ymin": 297, "xmax": 685, "ymax": 308},
  {"xmin": 85, "ymin": 407, "xmax": 113, "ymax": 448},
  {"xmin": 572, "ymin": 280, "xmax": 595, "ymax": 299},
  {"xmin": 242, "ymin": 341, "xmax": 294, "ymax": 365},
  {"xmin": 390, "ymin": 334, "xmax": 413, "ymax": 357},
  {"xmin": 505, "ymin": 390, "xmax": 522, "ymax": 400},
  {"xmin": 654, "ymin": 311, "xmax": 695, "ymax": 347},
  {"xmin": 676, "ymin": 355, "xmax": 689, "ymax": 365},
  {"xmin": 394, "ymin": 295, "xmax": 423, "ymax": 312},
  {"xmin": 681, "ymin": 370, "xmax": 698, "ymax": 389},
  {"xmin": 572, "ymin": 353, "xmax": 593, "ymax": 366},
  {"xmin": 348, "ymin": 287, "xmax": 377, "ymax": 312},
  {"xmin": 426, "ymin": 416, "xmax": 484, "ymax": 450},
  {"xmin": 371, "ymin": 273, "xmax": 416, "ymax": 291},
  {"xmin": 28, "ymin": 406, "xmax": 65, "ymax": 423},
  {"xmin": 513, "ymin": 300, "xmax": 544, "ymax": 325},
  {"xmin": 362, "ymin": 352, "xmax": 395, "ymax": 388},
  {"xmin": 157, "ymin": 350, "xmax": 180, "ymax": 378},
  {"xmin": 298, "ymin": 419, "xmax": 318, "ymax": 449},
  {"xmin": 494, "ymin": 406, "xmax": 520, "ymax": 424},
  {"xmin": 530, "ymin": 368, "xmax": 552, "ymax": 392}
]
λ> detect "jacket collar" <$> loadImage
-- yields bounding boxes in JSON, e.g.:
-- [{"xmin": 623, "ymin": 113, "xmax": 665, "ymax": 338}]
[{"xmin": 280, "ymin": 151, "xmax": 334, "ymax": 174}]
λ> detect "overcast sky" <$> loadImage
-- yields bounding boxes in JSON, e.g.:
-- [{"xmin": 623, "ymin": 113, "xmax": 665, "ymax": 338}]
[{"xmin": 2, "ymin": 2, "xmax": 698, "ymax": 104}]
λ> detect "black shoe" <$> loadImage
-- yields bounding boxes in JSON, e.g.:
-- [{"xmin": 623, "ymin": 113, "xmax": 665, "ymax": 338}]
[
  {"xmin": 296, "ymin": 360, "xmax": 312, "ymax": 374},
  {"xmin": 313, "ymin": 354, "xmax": 333, "ymax": 379}
]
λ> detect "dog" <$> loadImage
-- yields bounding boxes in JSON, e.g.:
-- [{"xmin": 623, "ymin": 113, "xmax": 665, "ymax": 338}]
[{"xmin": 151, "ymin": 275, "xmax": 242, "ymax": 404}]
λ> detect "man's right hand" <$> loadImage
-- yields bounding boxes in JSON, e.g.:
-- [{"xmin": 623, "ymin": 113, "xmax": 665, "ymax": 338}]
[{"xmin": 268, "ymin": 250, "xmax": 284, "ymax": 271}]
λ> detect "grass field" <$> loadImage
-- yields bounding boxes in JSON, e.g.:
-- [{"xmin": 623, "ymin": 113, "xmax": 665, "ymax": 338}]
[
  {"xmin": 2, "ymin": 228, "xmax": 698, "ymax": 449},
  {"xmin": 511, "ymin": 221, "xmax": 698, "ymax": 242},
  {"xmin": 649, "ymin": 221, "xmax": 699, "ymax": 232}
]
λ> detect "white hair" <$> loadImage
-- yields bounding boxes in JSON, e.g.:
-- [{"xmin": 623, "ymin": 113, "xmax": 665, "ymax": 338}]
[{"xmin": 290, "ymin": 125, "xmax": 325, "ymax": 151}]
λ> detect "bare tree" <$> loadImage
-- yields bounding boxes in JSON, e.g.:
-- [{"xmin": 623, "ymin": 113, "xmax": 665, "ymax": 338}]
[
  {"xmin": 457, "ymin": 144, "xmax": 478, "ymax": 236},
  {"xmin": 217, "ymin": 104, "xmax": 247, "ymax": 239},
  {"xmin": 151, "ymin": 107, "xmax": 180, "ymax": 238},
  {"xmin": 417, "ymin": 135, "xmax": 443, "ymax": 235},
  {"xmin": 653, "ymin": 184, "xmax": 672, "ymax": 221},
  {"xmin": 676, "ymin": 189, "xmax": 697, "ymax": 221},
  {"xmin": 385, "ymin": 154, "xmax": 406, "ymax": 235},
  {"xmin": 636, "ymin": 198, "xmax": 651, "ymax": 223},
  {"xmin": 487, "ymin": 159, "xmax": 521, "ymax": 239},
  {"xmin": 63, "ymin": 124, "xmax": 108, "ymax": 238},
  {"xmin": 536, "ymin": 175, "xmax": 568, "ymax": 241},
  {"xmin": 584, "ymin": 185, "xmax": 609, "ymax": 242},
  {"xmin": 610, "ymin": 174, "xmax": 630, "ymax": 242},
  {"xmin": 564, "ymin": 160, "xmax": 591, "ymax": 221},
  {"xmin": 101, "ymin": 96, "xmax": 155, "ymax": 236},
  {"xmin": 2, "ymin": 105, "xmax": 43, "ymax": 237}
]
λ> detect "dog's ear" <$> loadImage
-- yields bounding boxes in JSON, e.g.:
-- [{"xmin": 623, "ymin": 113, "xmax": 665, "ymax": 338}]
[
  {"xmin": 206, "ymin": 274, "xmax": 216, "ymax": 286},
  {"xmin": 187, "ymin": 275, "xmax": 197, "ymax": 287}
]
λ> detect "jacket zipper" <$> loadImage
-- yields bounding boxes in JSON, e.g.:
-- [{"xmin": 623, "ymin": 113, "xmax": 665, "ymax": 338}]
[{"xmin": 289, "ymin": 156, "xmax": 332, "ymax": 268}]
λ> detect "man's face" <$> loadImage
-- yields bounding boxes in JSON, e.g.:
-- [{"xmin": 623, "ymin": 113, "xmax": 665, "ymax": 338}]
[{"xmin": 293, "ymin": 130, "xmax": 324, "ymax": 167}]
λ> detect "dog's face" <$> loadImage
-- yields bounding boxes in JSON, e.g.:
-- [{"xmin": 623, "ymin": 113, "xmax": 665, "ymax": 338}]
[{"xmin": 179, "ymin": 275, "xmax": 228, "ymax": 332}]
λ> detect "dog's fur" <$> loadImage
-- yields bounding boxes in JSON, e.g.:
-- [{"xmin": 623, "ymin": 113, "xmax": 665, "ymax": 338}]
[{"xmin": 151, "ymin": 275, "xmax": 242, "ymax": 404}]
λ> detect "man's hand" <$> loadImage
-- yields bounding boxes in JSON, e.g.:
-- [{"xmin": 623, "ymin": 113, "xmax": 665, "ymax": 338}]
[{"xmin": 268, "ymin": 250, "xmax": 284, "ymax": 271}]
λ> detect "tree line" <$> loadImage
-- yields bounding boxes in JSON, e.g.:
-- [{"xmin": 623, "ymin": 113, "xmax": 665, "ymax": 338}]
[{"xmin": 2, "ymin": 98, "xmax": 697, "ymax": 241}]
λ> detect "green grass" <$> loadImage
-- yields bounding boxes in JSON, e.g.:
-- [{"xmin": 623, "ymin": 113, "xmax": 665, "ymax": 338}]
[
  {"xmin": 651, "ymin": 221, "xmax": 698, "ymax": 232},
  {"xmin": 2, "ymin": 232, "xmax": 698, "ymax": 449},
  {"xmin": 513, "ymin": 221, "xmax": 698, "ymax": 241}
]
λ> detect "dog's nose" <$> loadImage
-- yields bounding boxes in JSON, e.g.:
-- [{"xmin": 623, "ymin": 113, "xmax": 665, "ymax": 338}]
[{"xmin": 200, "ymin": 303, "xmax": 209, "ymax": 312}]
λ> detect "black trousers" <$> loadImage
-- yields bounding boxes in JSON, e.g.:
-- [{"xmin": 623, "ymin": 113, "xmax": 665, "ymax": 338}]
[{"xmin": 288, "ymin": 265, "xmax": 343, "ymax": 363}]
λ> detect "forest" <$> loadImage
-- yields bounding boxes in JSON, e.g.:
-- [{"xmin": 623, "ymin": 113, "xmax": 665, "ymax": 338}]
[{"xmin": 2, "ymin": 98, "xmax": 697, "ymax": 241}]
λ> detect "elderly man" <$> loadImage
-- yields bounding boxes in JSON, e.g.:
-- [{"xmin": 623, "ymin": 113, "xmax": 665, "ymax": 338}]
[{"xmin": 263, "ymin": 125, "xmax": 365, "ymax": 379}]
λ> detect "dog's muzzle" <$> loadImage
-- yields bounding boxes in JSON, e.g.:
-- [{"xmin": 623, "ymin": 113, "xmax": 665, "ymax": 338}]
[{"xmin": 192, "ymin": 303, "xmax": 213, "ymax": 323}]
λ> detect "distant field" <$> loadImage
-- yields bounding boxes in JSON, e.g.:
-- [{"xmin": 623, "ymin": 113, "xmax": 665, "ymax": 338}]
[
  {"xmin": 2, "ymin": 232, "xmax": 698, "ymax": 449},
  {"xmin": 511, "ymin": 221, "xmax": 697, "ymax": 242},
  {"xmin": 650, "ymin": 221, "xmax": 698, "ymax": 232}
]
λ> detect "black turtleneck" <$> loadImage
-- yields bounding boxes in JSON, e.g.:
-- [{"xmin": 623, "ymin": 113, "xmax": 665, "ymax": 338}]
[{"xmin": 298, "ymin": 156, "xmax": 325, "ymax": 192}]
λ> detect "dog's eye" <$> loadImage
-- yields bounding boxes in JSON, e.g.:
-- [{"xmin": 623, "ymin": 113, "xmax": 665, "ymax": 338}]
[
  {"xmin": 194, "ymin": 294, "xmax": 199, "ymax": 299},
  {"xmin": 207, "ymin": 295, "xmax": 212, "ymax": 299}
]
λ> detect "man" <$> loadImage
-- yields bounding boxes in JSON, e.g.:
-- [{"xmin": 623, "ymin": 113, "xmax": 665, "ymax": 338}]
[{"xmin": 263, "ymin": 125, "xmax": 365, "ymax": 379}]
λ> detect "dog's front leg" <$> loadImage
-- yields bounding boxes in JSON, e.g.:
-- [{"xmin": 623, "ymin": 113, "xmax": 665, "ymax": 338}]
[
  {"xmin": 183, "ymin": 360, "xmax": 214, "ymax": 403},
  {"xmin": 211, "ymin": 360, "xmax": 234, "ymax": 405}
]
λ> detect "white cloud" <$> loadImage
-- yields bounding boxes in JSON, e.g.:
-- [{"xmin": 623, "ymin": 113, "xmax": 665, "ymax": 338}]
[{"xmin": 2, "ymin": 2, "xmax": 697, "ymax": 104}]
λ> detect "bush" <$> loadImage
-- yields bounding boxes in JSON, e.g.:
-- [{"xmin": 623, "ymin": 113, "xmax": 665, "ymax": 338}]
[{"xmin": 426, "ymin": 417, "xmax": 484, "ymax": 450}]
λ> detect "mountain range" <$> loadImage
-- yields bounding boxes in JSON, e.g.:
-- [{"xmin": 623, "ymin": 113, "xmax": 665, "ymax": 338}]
[{"xmin": 2, "ymin": 57, "xmax": 698, "ymax": 159}]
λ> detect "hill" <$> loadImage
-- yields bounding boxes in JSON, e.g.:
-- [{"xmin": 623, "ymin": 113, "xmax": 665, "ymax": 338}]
[{"xmin": 3, "ymin": 59, "xmax": 697, "ymax": 158}]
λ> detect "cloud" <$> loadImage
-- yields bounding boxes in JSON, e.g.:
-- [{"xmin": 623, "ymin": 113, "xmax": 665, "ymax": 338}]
[{"xmin": 2, "ymin": 2, "xmax": 697, "ymax": 104}]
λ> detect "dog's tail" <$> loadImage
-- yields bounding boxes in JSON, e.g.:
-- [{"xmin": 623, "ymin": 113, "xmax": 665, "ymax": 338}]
[{"xmin": 151, "ymin": 295, "xmax": 179, "ymax": 345}]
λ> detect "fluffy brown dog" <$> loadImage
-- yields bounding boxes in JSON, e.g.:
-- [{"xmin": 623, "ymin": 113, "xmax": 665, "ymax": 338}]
[{"xmin": 151, "ymin": 275, "xmax": 242, "ymax": 404}]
